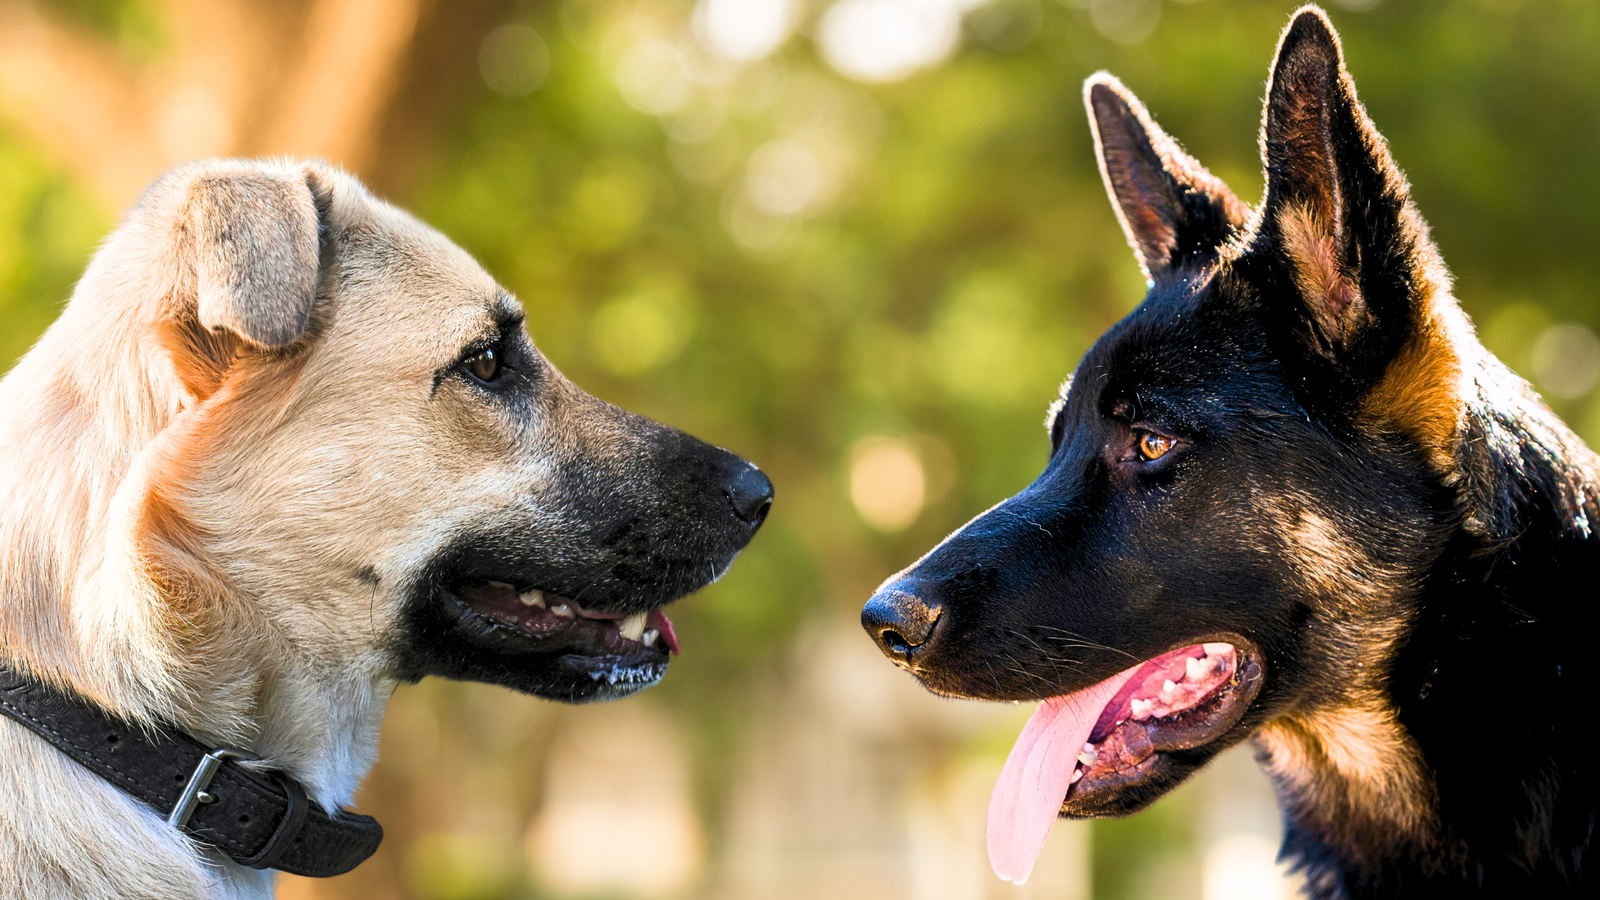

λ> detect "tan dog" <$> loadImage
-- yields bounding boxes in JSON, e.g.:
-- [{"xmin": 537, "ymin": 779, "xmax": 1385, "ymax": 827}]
[{"xmin": 0, "ymin": 160, "xmax": 771, "ymax": 899}]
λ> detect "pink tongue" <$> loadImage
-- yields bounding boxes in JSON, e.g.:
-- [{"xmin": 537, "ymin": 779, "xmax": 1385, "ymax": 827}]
[
  {"xmin": 648, "ymin": 609, "xmax": 679, "ymax": 655},
  {"xmin": 986, "ymin": 664, "xmax": 1142, "ymax": 884}
]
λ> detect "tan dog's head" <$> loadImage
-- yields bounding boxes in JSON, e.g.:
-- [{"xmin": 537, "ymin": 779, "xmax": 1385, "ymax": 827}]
[{"xmin": 9, "ymin": 159, "xmax": 770, "ymax": 713}]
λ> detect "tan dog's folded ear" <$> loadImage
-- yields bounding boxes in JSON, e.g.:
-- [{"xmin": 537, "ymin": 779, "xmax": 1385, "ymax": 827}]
[{"xmin": 187, "ymin": 168, "xmax": 322, "ymax": 351}]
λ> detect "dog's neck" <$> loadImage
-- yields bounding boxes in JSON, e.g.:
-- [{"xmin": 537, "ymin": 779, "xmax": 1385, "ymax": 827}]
[
  {"xmin": 0, "ymin": 255, "xmax": 391, "ymax": 812},
  {"xmin": 1264, "ymin": 358, "xmax": 1600, "ymax": 895}
]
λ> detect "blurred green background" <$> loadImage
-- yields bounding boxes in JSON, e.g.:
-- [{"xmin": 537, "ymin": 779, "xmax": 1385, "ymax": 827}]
[{"xmin": 3, "ymin": 1, "xmax": 1598, "ymax": 898}]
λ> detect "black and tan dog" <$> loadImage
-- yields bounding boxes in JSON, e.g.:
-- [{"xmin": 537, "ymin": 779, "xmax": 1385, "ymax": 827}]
[{"xmin": 863, "ymin": 7, "xmax": 1594, "ymax": 897}]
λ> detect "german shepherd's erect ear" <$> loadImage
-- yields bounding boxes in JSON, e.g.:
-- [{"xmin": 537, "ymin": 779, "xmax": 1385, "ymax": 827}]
[
  {"xmin": 1085, "ymin": 74, "xmax": 1251, "ymax": 284},
  {"xmin": 1249, "ymin": 10, "xmax": 1467, "ymax": 465}
]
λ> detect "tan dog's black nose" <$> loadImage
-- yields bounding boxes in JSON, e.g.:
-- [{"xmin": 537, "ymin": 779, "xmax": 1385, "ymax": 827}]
[
  {"xmin": 862, "ymin": 587, "xmax": 942, "ymax": 663},
  {"xmin": 725, "ymin": 465, "xmax": 774, "ymax": 526}
]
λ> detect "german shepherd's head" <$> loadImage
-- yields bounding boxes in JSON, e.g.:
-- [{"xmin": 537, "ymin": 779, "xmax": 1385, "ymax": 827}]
[{"xmin": 863, "ymin": 6, "xmax": 1506, "ymax": 883}]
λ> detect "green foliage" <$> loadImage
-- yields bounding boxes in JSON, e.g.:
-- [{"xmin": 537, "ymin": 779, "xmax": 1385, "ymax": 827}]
[
  {"xmin": 0, "ymin": 128, "xmax": 107, "ymax": 366},
  {"xmin": 40, "ymin": 0, "xmax": 167, "ymax": 59}
]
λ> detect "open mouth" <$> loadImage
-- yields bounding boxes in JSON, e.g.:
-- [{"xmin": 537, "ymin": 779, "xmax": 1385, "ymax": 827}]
[
  {"xmin": 440, "ymin": 579, "xmax": 679, "ymax": 688},
  {"xmin": 987, "ymin": 639, "xmax": 1263, "ymax": 884}
]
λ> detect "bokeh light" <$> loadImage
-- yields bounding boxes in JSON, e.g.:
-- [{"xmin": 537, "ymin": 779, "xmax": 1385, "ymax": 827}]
[
  {"xmin": 692, "ymin": 0, "xmax": 798, "ymax": 63},
  {"xmin": 526, "ymin": 705, "xmax": 703, "ymax": 897},
  {"xmin": 616, "ymin": 39, "xmax": 694, "ymax": 115},
  {"xmin": 745, "ymin": 138, "xmax": 830, "ymax": 218},
  {"xmin": 1202, "ymin": 833, "xmax": 1293, "ymax": 900},
  {"xmin": 478, "ymin": 24, "xmax": 551, "ymax": 97},
  {"xmin": 818, "ymin": 0, "xmax": 973, "ymax": 83},
  {"xmin": 589, "ymin": 285, "xmax": 695, "ymax": 376},
  {"xmin": 852, "ymin": 437, "xmax": 927, "ymax": 532},
  {"xmin": 1531, "ymin": 323, "xmax": 1600, "ymax": 399},
  {"xmin": 1089, "ymin": 0, "xmax": 1162, "ymax": 46}
]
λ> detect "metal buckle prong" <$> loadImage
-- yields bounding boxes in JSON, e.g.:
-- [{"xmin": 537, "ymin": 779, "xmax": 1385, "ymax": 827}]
[{"xmin": 168, "ymin": 747, "xmax": 251, "ymax": 829}]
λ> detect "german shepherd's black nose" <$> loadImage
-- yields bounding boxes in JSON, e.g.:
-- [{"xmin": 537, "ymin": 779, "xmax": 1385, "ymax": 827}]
[
  {"xmin": 862, "ymin": 586, "xmax": 942, "ymax": 663},
  {"xmin": 725, "ymin": 465, "xmax": 774, "ymax": 526}
]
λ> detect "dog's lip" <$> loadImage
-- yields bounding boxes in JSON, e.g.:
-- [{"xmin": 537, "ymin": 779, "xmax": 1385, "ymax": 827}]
[
  {"xmin": 986, "ymin": 635, "xmax": 1267, "ymax": 881},
  {"xmin": 1062, "ymin": 636, "xmax": 1264, "ymax": 809},
  {"xmin": 442, "ymin": 579, "xmax": 678, "ymax": 658}
]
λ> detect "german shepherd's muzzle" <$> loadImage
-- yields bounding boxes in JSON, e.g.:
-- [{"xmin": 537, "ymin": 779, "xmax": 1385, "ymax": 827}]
[{"xmin": 864, "ymin": 7, "xmax": 1595, "ymax": 898}]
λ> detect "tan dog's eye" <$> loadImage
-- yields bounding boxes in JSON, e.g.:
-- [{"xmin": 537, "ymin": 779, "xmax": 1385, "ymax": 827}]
[
  {"xmin": 1137, "ymin": 432, "xmax": 1174, "ymax": 461},
  {"xmin": 464, "ymin": 347, "xmax": 500, "ymax": 383}
]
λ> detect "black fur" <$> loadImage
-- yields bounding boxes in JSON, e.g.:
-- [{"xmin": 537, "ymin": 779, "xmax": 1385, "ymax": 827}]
[{"xmin": 863, "ymin": 8, "xmax": 1596, "ymax": 896}]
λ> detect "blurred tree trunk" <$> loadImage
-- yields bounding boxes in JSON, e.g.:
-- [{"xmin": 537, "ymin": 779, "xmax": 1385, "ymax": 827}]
[
  {"xmin": 0, "ymin": 0, "xmax": 521, "ymax": 206},
  {"xmin": 0, "ymin": 3, "xmax": 534, "ymax": 898}
]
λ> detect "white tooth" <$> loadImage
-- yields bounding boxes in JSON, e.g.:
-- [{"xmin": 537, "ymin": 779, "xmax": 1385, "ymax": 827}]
[
  {"xmin": 519, "ymin": 589, "xmax": 545, "ymax": 607},
  {"xmin": 619, "ymin": 612, "xmax": 647, "ymax": 642},
  {"xmin": 1130, "ymin": 698, "xmax": 1153, "ymax": 719},
  {"xmin": 1186, "ymin": 657, "xmax": 1206, "ymax": 681},
  {"xmin": 1162, "ymin": 679, "xmax": 1177, "ymax": 697},
  {"xmin": 1071, "ymin": 769, "xmax": 1084, "ymax": 784},
  {"xmin": 1203, "ymin": 642, "xmax": 1233, "ymax": 656},
  {"xmin": 642, "ymin": 628, "xmax": 660, "ymax": 647},
  {"xmin": 551, "ymin": 603, "xmax": 575, "ymax": 618},
  {"xmin": 1083, "ymin": 743, "xmax": 1095, "ymax": 753},
  {"xmin": 1077, "ymin": 747, "xmax": 1098, "ymax": 767}
]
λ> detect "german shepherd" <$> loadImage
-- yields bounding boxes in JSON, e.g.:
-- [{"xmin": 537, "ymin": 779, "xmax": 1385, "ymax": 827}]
[{"xmin": 862, "ymin": 7, "xmax": 1594, "ymax": 897}]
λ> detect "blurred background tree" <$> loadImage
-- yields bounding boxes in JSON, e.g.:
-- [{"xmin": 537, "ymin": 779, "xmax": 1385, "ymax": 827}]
[{"xmin": 2, "ymin": 1, "xmax": 1597, "ymax": 899}]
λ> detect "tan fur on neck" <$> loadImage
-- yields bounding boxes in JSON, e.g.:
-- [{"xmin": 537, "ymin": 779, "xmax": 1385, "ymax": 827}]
[
  {"xmin": 1257, "ymin": 697, "xmax": 1435, "ymax": 861},
  {"xmin": 1250, "ymin": 494, "xmax": 1437, "ymax": 861}
]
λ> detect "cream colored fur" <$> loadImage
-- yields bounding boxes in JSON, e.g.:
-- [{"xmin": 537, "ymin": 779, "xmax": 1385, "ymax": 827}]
[{"xmin": 0, "ymin": 159, "xmax": 591, "ymax": 898}]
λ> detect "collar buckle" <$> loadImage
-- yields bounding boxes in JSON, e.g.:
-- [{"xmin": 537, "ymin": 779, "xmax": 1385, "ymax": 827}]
[{"xmin": 167, "ymin": 747, "xmax": 252, "ymax": 829}]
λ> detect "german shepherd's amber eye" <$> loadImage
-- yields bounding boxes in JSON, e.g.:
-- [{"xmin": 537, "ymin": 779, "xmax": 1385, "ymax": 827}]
[
  {"xmin": 1137, "ymin": 431, "xmax": 1174, "ymax": 461},
  {"xmin": 464, "ymin": 347, "xmax": 500, "ymax": 383}
]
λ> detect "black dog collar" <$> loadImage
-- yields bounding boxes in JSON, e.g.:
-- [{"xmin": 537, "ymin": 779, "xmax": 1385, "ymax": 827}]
[{"xmin": 0, "ymin": 667, "xmax": 382, "ymax": 877}]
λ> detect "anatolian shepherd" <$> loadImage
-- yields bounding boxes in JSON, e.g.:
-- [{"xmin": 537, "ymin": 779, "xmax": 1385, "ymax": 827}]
[{"xmin": 0, "ymin": 160, "xmax": 772, "ymax": 899}]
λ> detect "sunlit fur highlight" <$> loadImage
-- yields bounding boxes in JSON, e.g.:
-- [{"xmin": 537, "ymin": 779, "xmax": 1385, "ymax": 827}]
[
  {"xmin": 1257, "ymin": 701, "xmax": 1434, "ymax": 871},
  {"xmin": 1087, "ymin": 73, "xmax": 1252, "ymax": 284}
]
